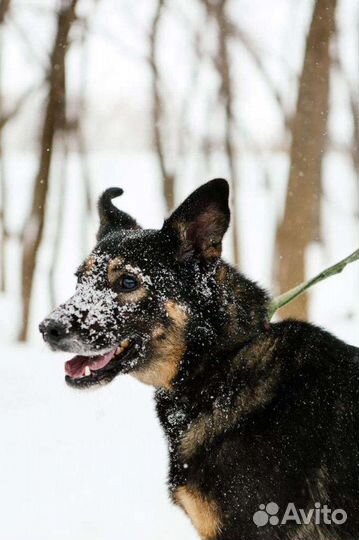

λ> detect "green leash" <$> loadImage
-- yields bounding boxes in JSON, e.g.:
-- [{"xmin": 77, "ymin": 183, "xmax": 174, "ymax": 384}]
[{"xmin": 268, "ymin": 248, "xmax": 359, "ymax": 320}]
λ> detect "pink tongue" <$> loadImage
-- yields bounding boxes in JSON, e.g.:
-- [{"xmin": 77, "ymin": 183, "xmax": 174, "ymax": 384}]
[{"xmin": 65, "ymin": 349, "xmax": 116, "ymax": 379}]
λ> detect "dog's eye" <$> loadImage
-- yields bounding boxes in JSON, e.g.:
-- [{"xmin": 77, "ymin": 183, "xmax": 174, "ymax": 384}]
[{"xmin": 115, "ymin": 274, "xmax": 139, "ymax": 292}]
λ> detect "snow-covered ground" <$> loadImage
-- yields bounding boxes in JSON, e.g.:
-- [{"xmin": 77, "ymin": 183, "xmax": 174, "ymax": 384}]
[{"xmin": 0, "ymin": 344, "xmax": 197, "ymax": 540}]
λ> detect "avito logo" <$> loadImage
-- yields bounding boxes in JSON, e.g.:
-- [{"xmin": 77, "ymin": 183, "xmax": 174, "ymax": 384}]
[{"xmin": 253, "ymin": 502, "xmax": 347, "ymax": 527}]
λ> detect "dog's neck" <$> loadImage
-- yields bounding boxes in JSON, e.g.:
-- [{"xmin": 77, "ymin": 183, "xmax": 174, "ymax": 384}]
[
  {"xmin": 174, "ymin": 323, "xmax": 276, "ymax": 394},
  {"xmin": 155, "ymin": 326, "xmax": 281, "ymax": 471},
  {"xmin": 170, "ymin": 264, "xmax": 272, "ymax": 396}
]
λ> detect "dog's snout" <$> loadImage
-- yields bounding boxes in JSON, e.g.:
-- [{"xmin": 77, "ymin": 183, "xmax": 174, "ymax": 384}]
[{"xmin": 39, "ymin": 318, "xmax": 68, "ymax": 346}]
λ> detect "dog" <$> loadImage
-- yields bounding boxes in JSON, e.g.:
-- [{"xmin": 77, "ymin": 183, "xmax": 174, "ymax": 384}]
[{"xmin": 40, "ymin": 179, "xmax": 359, "ymax": 540}]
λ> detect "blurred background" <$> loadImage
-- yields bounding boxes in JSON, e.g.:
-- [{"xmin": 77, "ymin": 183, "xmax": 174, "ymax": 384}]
[{"xmin": 0, "ymin": 1, "xmax": 358, "ymax": 539}]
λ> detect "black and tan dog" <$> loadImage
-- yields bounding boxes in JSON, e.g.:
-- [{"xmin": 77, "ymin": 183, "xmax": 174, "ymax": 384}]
[{"xmin": 40, "ymin": 179, "xmax": 359, "ymax": 540}]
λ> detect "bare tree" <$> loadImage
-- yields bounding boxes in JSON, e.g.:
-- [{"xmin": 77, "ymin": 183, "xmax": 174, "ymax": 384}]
[
  {"xmin": 149, "ymin": 0, "xmax": 176, "ymax": 213},
  {"xmin": 275, "ymin": 0, "xmax": 337, "ymax": 320},
  {"xmin": 19, "ymin": 0, "xmax": 78, "ymax": 341},
  {"xmin": 231, "ymin": 24, "xmax": 290, "ymax": 129}
]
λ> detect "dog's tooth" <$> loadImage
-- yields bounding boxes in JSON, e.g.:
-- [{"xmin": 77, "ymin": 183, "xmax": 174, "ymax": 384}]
[
  {"xmin": 116, "ymin": 346, "xmax": 124, "ymax": 355},
  {"xmin": 84, "ymin": 366, "xmax": 91, "ymax": 377},
  {"xmin": 121, "ymin": 338, "xmax": 130, "ymax": 349}
]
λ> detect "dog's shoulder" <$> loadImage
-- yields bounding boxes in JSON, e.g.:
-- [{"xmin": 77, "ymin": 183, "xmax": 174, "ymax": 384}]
[{"xmin": 268, "ymin": 318, "xmax": 359, "ymax": 376}]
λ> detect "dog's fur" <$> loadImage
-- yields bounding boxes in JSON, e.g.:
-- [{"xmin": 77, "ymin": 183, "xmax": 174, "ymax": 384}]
[{"xmin": 40, "ymin": 179, "xmax": 359, "ymax": 540}]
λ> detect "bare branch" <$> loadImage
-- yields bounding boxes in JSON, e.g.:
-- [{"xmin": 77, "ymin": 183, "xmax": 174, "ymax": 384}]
[
  {"xmin": 9, "ymin": 16, "xmax": 48, "ymax": 69},
  {"xmin": 0, "ymin": 81, "xmax": 43, "ymax": 129},
  {"xmin": 230, "ymin": 25, "xmax": 290, "ymax": 126}
]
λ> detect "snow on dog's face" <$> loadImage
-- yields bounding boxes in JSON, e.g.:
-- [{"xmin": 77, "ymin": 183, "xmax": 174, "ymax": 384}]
[{"xmin": 40, "ymin": 180, "xmax": 232, "ymax": 389}]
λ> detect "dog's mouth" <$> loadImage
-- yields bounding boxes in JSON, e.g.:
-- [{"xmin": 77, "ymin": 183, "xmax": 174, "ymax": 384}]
[{"xmin": 65, "ymin": 338, "xmax": 135, "ymax": 388}]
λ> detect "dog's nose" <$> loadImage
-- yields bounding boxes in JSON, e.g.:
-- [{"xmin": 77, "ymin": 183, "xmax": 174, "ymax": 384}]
[{"xmin": 39, "ymin": 318, "xmax": 68, "ymax": 345}]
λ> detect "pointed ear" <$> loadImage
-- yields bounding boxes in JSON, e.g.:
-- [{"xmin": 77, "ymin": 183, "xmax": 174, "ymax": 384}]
[
  {"xmin": 97, "ymin": 188, "xmax": 140, "ymax": 240},
  {"xmin": 162, "ymin": 179, "xmax": 230, "ymax": 262}
]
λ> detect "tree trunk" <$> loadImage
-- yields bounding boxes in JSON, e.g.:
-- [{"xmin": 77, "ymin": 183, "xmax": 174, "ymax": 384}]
[
  {"xmin": 18, "ymin": 0, "xmax": 78, "ymax": 341},
  {"xmin": 275, "ymin": 0, "xmax": 336, "ymax": 320},
  {"xmin": 0, "ymin": 0, "xmax": 10, "ymax": 22},
  {"xmin": 149, "ymin": 0, "xmax": 175, "ymax": 213}
]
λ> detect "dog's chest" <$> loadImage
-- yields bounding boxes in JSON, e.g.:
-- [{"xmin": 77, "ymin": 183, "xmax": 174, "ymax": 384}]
[{"xmin": 155, "ymin": 391, "xmax": 196, "ymax": 484}]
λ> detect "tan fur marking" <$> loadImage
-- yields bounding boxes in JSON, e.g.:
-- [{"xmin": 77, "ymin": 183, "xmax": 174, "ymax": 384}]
[
  {"xmin": 84, "ymin": 256, "xmax": 96, "ymax": 274},
  {"xmin": 117, "ymin": 287, "xmax": 147, "ymax": 304},
  {"xmin": 152, "ymin": 326, "xmax": 166, "ymax": 339},
  {"xmin": 205, "ymin": 245, "xmax": 221, "ymax": 259},
  {"xmin": 132, "ymin": 301, "xmax": 187, "ymax": 390},
  {"xmin": 174, "ymin": 486, "xmax": 222, "ymax": 539},
  {"xmin": 107, "ymin": 257, "xmax": 125, "ymax": 285},
  {"xmin": 176, "ymin": 221, "xmax": 188, "ymax": 240},
  {"xmin": 226, "ymin": 303, "xmax": 239, "ymax": 343},
  {"xmin": 181, "ymin": 415, "xmax": 210, "ymax": 460},
  {"xmin": 235, "ymin": 338, "xmax": 278, "ymax": 370},
  {"xmin": 216, "ymin": 264, "xmax": 228, "ymax": 283}
]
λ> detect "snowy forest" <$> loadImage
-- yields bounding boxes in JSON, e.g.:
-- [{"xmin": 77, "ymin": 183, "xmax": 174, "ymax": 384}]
[{"xmin": 0, "ymin": 1, "xmax": 358, "ymax": 539}]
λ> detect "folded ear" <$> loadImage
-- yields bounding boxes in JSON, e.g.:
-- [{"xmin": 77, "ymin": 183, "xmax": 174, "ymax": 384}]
[
  {"xmin": 97, "ymin": 188, "xmax": 140, "ymax": 240},
  {"xmin": 162, "ymin": 178, "xmax": 230, "ymax": 262}
]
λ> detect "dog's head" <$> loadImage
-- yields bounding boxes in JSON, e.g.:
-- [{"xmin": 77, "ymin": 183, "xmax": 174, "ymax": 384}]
[{"xmin": 40, "ymin": 179, "xmax": 269, "ymax": 390}]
